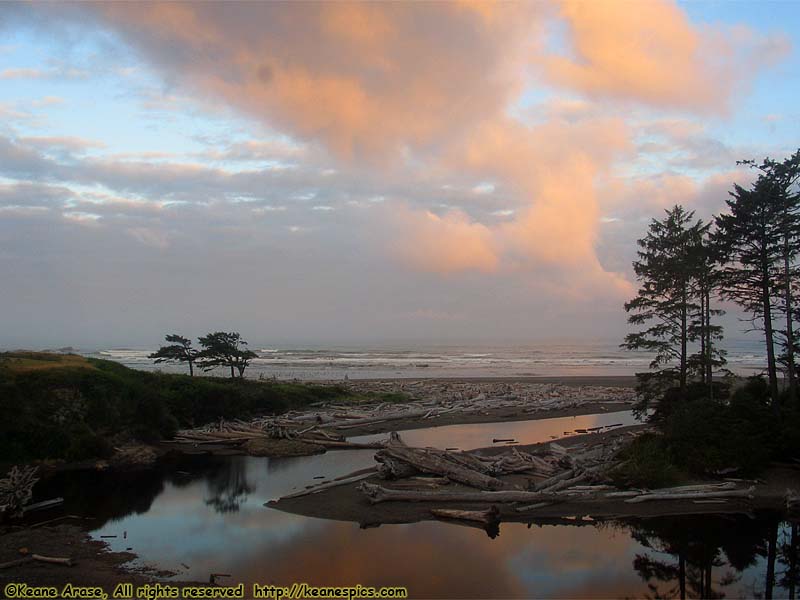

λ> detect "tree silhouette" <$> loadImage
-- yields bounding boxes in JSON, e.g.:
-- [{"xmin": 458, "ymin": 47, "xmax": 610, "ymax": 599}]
[
  {"xmin": 149, "ymin": 334, "xmax": 198, "ymax": 376},
  {"xmin": 198, "ymin": 331, "xmax": 257, "ymax": 378}
]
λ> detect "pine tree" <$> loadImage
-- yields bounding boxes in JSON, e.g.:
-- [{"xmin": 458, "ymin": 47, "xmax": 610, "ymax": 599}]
[
  {"xmin": 742, "ymin": 151, "xmax": 800, "ymax": 404},
  {"xmin": 687, "ymin": 225, "xmax": 726, "ymax": 399},
  {"xmin": 716, "ymin": 155, "xmax": 800, "ymax": 408},
  {"xmin": 623, "ymin": 205, "xmax": 708, "ymax": 413}
]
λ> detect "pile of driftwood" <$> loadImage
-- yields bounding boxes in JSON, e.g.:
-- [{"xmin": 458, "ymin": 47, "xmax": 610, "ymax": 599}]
[
  {"xmin": 270, "ymin": 429, "xmax": 756, "ymax": 533},
  {"xmin": 342, "ymin": 380, "xmax": 636, "ymax": 415},
  {"xmin": 170, "ymin": 381, "xmax": 636, "ymax": 452},
  {"xmin": 0, "ymin": 465, "xmax": 65, "ymax": 522},
  {"xmin": 362, "ymin": 432, "xmax": 754, "ymax": 503},
  {"xmin": 0, "ymin": 465, "xmax": 39, "ymax": 519},
  {"xmin": 169, "ymin": 419, "xmax": 386, "ymax": 451}
]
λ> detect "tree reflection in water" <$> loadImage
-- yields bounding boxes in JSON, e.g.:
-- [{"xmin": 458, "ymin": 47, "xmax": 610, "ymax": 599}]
[
  {"xmin": 623, "ymin": 513, "xmax": 800, "ymax": 599},
  {"xmin": 27, "ymin": 456, "xmax": 800, "ymax": 598},
  {"xmin": 203, "ymin": 457, "xmax": 255, "ymax": 513}
]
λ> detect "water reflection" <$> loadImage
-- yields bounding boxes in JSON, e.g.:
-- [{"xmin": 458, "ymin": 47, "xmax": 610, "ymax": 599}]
[
  {"xmin": 26, "ymin": 417, "xmax": 799, "ymax": 598},
  {"xmin": 349, "ymin": 410, "xmax": 640, "ymax": 450},
  {"xmin": 204, "ymin": 459, "xmax": 255, "ymax": 513}
]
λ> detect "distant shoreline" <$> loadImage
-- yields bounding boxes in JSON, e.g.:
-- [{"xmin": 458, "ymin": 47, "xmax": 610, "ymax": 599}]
[{"xmin": 345, "ymin": 375, "xmax": 638, "ymax": 387}]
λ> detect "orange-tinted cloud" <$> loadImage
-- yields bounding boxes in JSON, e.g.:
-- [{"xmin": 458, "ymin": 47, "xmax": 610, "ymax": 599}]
[
  {"xmin": 541, "ymin": 0, "xmax": 790, "ymax": 111},
  {"xmin": 389, "ymin": 205, "xmax": 498, "ymax": 274},
  {"xmin": 61, "ymin": 1, "xmax": 787, "ymax": 291},
  {"xmin": 90, "ymin": 2, "xmax": 536, "ymax": 161}
]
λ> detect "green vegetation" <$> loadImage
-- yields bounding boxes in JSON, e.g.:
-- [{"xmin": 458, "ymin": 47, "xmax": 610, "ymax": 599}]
[
  {"xmin": 610, "ymin": 433, "xmax": 686, "ymax": 489},
  {"xmin": 621, "ymin": 149, "xmax": 800, "ymax": 487},
  {"xmin": 0, "ymin": 351, "xmax": 96, "ymax": 373},
  {"xmin": 0, "ymin": 352, "xmax": 402, "ymax": 465},
  {"xmin": 614, "ymin": 377, "xmax": 800, "ymax": 487},
  {"xmin": 149, "ymin": 331, "xmax": 258, "ymax": 378}
]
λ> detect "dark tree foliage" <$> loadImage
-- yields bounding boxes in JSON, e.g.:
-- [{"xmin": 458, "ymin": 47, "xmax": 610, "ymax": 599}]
[
  {"xmin": 623, "ymin": 205, "xmax": 722, "ymax": 414},
  {"xmin": 742, "ymin": 151, "xmax": 800, "ymax": 405},
  {"xmin": 687, "ymin": 230, "xmax": 727, "ymax": 397},
  {"xmin": 198, "ymin": 331, "xmax": 257, "ymax": 378},
  {"xmin": 148, "ymin": 334, "xmax": 198, "ymax": 376},
  {"xmin": 715, "ymin": 154, "xmax": 800, "ymax": 409}
]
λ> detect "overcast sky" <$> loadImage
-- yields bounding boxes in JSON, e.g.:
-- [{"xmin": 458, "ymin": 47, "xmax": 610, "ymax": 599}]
[{"xmin": 0, "ymin": 1, "xmax": 798, "ymax": 349}]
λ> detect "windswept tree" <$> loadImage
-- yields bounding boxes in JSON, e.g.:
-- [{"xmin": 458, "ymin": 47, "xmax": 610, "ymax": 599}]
[
  {"xmin": 623, "ymin": 205, "xmax": 713, "ymax": 413},
  {"xmin": 149, "ymin": 334, "xmax": 198, "ymax": 376},
  {"xmin": 198, "ymin": 332, "xmax": 257, "ymax": 379}
]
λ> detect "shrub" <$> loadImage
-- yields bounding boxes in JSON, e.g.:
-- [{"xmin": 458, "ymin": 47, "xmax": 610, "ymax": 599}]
[{"xmin": 609, "ymin": 433, "xmax": 685, "ymax": 489}]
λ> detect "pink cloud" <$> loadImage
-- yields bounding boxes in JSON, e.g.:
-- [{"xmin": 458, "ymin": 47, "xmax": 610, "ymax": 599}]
[{"xmin": 540, "ymin": 0, "xmax": 790, "ymax": 111}]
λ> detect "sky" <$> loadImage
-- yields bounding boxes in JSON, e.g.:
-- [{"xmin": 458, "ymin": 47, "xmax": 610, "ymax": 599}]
[{"xmin": 0, "ymin": 1, "xmax": 798, "ymax": 348}]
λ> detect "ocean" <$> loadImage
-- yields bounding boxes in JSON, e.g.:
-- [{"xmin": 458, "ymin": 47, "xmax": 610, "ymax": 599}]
[{"xmin": 84, "ymin": 339, "xmax": 768, "ymax": 380}]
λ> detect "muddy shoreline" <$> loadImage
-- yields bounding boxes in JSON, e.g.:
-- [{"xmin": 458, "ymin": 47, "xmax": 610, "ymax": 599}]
[{"xmin": 0, "ymin": 524, "xmax": 200, "ymax": 596}]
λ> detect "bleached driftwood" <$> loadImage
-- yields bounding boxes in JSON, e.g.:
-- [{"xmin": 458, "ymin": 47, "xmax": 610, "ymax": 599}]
[
  {"xmin": 375, "ymin": 447, "xmax": 508, "ymax": 490},
  {"xmin": 431, "ymin": 506, "xmax": 499, "ymax": 525},
  {"xmin": 624, "ymin": 486, "xmax": 755, "ymax": 504},
  {"xmin": 359, "ymin": 481, "xmax": 557, "ymax": 504},
  {"xmin": 0, "ymin": 465, "xmax": 39, "ymax": 519}
]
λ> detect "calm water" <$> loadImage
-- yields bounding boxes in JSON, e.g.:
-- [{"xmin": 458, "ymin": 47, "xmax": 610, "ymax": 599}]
[
  {"xmin": 31, "ymin": 413, "xmax": 798, "ymax": 598},
  {"xmin": 78, "ymin": 339, "xmax": 768, "ymax": 380}
]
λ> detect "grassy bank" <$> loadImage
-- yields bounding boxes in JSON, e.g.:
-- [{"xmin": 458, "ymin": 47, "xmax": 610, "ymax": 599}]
[{"xmin": 0, "ymin": 352, "xmax": 403, "ymax": 465}]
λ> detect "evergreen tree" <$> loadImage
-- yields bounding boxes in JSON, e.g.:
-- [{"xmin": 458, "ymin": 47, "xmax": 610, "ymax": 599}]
[
  {"xmin": 743, "ymin": 151, "xmax": 800, "ymax": 404},
  {"xmin": 623, "ymin": 205, "xmax": 709, "ymax": 412},
  {"xmin": 716, "ymin": 175, "xmax": 787, "ymax": 409},
  {"xmin": 687, "ymin": 225, "xmax": 726, "ymax": 398},
  {"xmin": 149, "ymin": 334, "xmax": 198, "ymax": 376}
]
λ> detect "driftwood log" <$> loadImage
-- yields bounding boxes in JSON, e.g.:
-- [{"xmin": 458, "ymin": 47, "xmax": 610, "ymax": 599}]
[
  {"xmin": 0, "ymin": 554, "xmax": 73, "ymax": 570},
  {"xmin": 375, "ymin": 447, "xmax": 509, "ymax": 490},
  {"xmin": 624, "ymin": 486, "xmax": 755, "ymax": 504},
  {"xmin": 431, "ymin": 506, "xmax": 500, "ymax": 525},
  {"xmin": 359, "ymin": 482, "xmax": 557, "ymax": 504},
  {"xmin": 276, "ymin": 468, "xmax": 377, "ymax": 500}
]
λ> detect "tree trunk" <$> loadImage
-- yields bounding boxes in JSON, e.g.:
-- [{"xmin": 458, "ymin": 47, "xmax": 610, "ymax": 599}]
[
  {"xmin": 678, "ymin": 553, "xmax": 686, "ymax": 600},
  {"xmin": 766, "ymin": 519, "xmax": 778, "ymax": 600},
  {"xmin": 706, "ymin": 288, "xmax": 713, "ymax": 400},
  {"xmin": 680, "ymin": 289, "xmax": 688, "ymax": 400},
  {"xmin": 230, "ymin": 363, "xmax": 235, "ymax": 379},
  {"xmin": 763, "ymin": 267, "xmax": 780, "ymax": 411},
  {"xmin": 790, "ymin": 523, "xmax": 798, "ymax": 600},
  {"xmin": 700, "ymin": 289, "xmax": 707, "ymax": 387},
  {"xmin": 785, "ymin": 235, "xmax": 797, "ymax": 403},
  {"xmin": 189, "ymin": 360, "xmax": 194, "ymax": 377}
]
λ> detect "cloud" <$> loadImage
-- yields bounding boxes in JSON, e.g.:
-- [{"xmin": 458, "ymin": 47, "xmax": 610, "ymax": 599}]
[
  {"xmin": 389, "ymin": 205, "xmax": 498, "ymax": 274},
  {"xmin": 82, "ymin": 2, "xmax": 537, "ymax": 162},
  {"xmin": 540, "ymin": 0, "xmax": 790, "ymax": 111},
  {"xmin": 0, "ymin": 2, "xmax": 792, "ymax": 345}
]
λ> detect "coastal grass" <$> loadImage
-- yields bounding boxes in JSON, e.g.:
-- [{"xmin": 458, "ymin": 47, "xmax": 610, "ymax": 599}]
[
  {"xmin": 0, "ymin": 353, "xmax": 407, "ymax": 465},
  {"xmin": 0, "ymin": 351, "xmax": 96, "ymax": 373}
]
